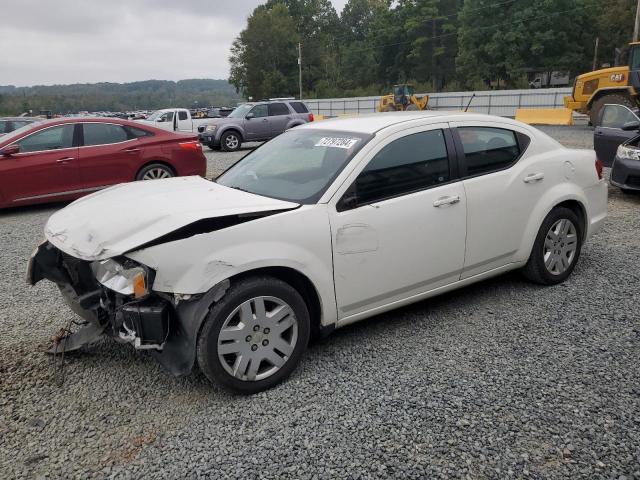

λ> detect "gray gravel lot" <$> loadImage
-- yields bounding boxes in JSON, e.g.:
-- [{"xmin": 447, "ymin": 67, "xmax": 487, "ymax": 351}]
[{"xmin": 1, "ymin": 125, "xmax": 639, "ymax": 479}]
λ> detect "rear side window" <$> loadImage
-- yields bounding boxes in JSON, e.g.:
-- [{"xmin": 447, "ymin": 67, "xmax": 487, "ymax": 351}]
[
  {"xmin": 289, "ymin": 102, "xmax": 309, "ymax": 114},
  {"xmin": 126, "ymin": 126, "xmax": 153, "ymax": 139},
  {"xmin": 268, "ymin": 103, "xmax": 290, "ymax": 116},
  {"xmin": 0, "ymin": 121, "xmax": 8, "ymax": 134},
  {"xmin": 82, "ymin": 123, "xmax": 128, "ymax": 146},
  {"xmin": 16, "ymin": 125, "xmax": 75, "ymax": 153},
  {"xmin": 348, "ymin": 129, "xmax": 450, "ymax": 207},
  {"xmin": 458, "ymin": 127, "xmax": 522, "ymax": 176},
  {"xmin": 178, "ymin": 111, "xmax": 188, "ymax": 121},
  {"xmin": 11, "ymin": 120, "xmax": 32, "ymax": 130},
  {"xmin": 600, "ymin": 105, "xmax": 639, "ymax": 129}
]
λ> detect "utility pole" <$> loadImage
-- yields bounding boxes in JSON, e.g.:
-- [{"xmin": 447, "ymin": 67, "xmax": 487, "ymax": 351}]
[
  {"xmin": 592, "ymin": 37, "xmax": 599, "ymax": 71},
  {"xmin": 298, "ymin": 42, "xmax": 303, "ymax": 100},
  {"xmin": 634, "ymin": 0, "xmax": 640, "ymax": 42}
]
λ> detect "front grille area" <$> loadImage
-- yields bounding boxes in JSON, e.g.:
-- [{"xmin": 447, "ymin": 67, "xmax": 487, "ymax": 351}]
[{"xmin": 626, "ymin": 176, "xmax": 640, "ymax": 188}]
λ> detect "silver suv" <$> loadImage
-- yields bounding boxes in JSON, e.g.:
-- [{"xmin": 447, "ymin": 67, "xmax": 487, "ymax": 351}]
[{"xmin": 198, "ymin": 99, "xmax": 314, "ymax": 151}]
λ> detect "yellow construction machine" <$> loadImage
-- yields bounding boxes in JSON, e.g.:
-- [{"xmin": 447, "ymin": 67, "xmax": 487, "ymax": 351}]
[
  {"xmin": 378, "ymin": 84, "xmax": 429, "ymax": 112},
  {"xmin": 564, "ymin": 42, "xmax": 640, "ymax": 125}
]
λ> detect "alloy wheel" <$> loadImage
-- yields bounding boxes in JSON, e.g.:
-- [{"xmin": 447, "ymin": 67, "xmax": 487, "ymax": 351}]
[
  {"xmin": 217, "ymin": 296, "xmax": 298, "ymax": 382},
  {"xmin": 225, "ymin": 135, "xmax": 239, "ymax": 150},
  {"xmin": 142, "ymin": 167, "xmax": 171, "ymax": 180}
]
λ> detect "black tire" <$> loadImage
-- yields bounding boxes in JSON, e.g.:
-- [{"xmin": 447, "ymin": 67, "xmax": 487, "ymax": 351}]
[
  {"xmin": 590, "ymin": 93, "xmax": 634, "ymax": 126},
  {"xmin": 220, "ymin": 130, "xmax": 242, "ymax": 152},
  {"xmin": 621, "ymin": 188, "xmax": 639, "ymax": 195},
  {"xmin": 208, "ymin": 143, "xmax": 219, "ymax": 151},
  {"xmin": 522, "ymin": 207, "xmax": 583, "ymax": 285},
  {"xmin": 135, "ymin": 162, "xmax": 175, "ymax": 181},
  {"xmin": 197, "ymin": 276, "xmax": 310, "ymax": 394}
]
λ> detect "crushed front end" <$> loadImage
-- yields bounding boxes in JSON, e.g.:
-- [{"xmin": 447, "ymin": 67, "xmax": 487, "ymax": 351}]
[{"xmin": 28, "ymin": 242, "xmax": 174, "ymax": 361}]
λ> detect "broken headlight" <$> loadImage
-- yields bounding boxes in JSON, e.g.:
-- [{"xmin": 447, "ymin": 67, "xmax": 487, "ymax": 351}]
[{"xmin": 90, "ymin": 258, "xmax": 148, "ymax": 298}]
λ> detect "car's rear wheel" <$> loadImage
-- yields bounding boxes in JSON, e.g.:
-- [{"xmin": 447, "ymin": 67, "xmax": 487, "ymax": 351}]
[
  {"xmin": 221, "ymin": 131, "xmax": 241, "ymax": 152},
  {"xmin": 197, "ymin": 276, "xmax": 310, "ymax": 394},
  {"xmin": 522, "ymin": 207, "xmax": 583, "ymax": 285},
  {"xmin": 136, "ymin": 163, "xmax": 174, "ymax": 181}
]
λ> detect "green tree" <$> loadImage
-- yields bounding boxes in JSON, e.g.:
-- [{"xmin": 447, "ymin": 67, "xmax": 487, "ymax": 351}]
[{"xmin": 229, "ymin": 4, "xmax": 300, "ymax": 99}]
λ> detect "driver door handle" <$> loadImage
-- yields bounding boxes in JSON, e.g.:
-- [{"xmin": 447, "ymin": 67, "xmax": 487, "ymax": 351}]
[
  {"xmin": 124, "ymin": 148, "xmax": 140, "ymax": 153},
  {"xmin": 523, "ymin": 172, "xmax": 544, "ymax": 183},
  {"xmin": 56, "ymin": 157, "xmax": 74, "ymax": 163},
  {"xmin": 433, "ymin": 195, "xmax": 460, "ymax": 207}
]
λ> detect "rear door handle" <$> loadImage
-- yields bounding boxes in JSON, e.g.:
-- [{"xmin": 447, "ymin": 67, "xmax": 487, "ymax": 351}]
[
  {"xmin": 433, "ymin": 195, "xmax": 460, "ymax": 207},
  {"xmin": 56, "ymin": 157, "xmax": 74, "ymax": 163},
  {"xmin": 124, "ymin": 148, "xmax": 140, "ymax": 153},
  {"xmin": 523, "ymin": 172, "xmax": 544, "ymax": 183}
]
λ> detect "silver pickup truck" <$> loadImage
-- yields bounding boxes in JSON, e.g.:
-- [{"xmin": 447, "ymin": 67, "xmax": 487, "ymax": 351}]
[{"xmin": 198, "ymin": 99, "xmax": 314, "ymax": 151}]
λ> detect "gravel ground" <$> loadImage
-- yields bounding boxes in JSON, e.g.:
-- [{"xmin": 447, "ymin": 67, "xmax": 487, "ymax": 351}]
[{"xmin": 1, "ymin": 125, "xmax": 639, "ymax": 479}]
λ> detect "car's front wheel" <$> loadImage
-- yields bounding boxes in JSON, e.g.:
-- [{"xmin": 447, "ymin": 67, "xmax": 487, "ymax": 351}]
[
  {"xmin": 220, "ymin": 131, "xmax": 241, "ymax": 152},
  {"xmin": 522, "ymin": 207, "xmax": 583, "ymax": 285},
  {"xmin": 197, "ymin": 276, "xmax": 310, "ymax": 394}
]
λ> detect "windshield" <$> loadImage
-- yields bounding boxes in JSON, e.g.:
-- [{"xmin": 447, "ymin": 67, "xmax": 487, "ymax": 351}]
[
  {"xmin": 217, "ymin": 129, "xmax": 371, "ymax": 203},
  {"xmin": 228, "ymin": 104, "xmax": 254, "ymax": 118},
  {"xmin": 0, "ymin": 121, "xmax": 44, "ymax": 144}
]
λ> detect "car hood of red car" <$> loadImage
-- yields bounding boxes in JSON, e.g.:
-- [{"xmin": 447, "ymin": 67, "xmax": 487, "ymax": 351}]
[{"xmin": 44, "ymin": 176, "xmax": 299, "ymax": 261}]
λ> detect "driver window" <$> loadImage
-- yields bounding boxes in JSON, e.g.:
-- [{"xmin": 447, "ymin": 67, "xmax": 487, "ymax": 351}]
[
  {"xmin": 343, "ymin": 129, "xmax": 450, "ymax": 208},
  {"xmin": 601, "ymin": 105, "xmax": 638, "ymax": 129},
  {"xmin": 160, "ymin": 112, "xmax": 174, "ymax": 122},
  {"xmin": 250, "ymin": 105, "xmax": 268, "ymax": 118},
  {"xmin": 16, "ymin": 125, "xmax": 75, "ymax": 153}
]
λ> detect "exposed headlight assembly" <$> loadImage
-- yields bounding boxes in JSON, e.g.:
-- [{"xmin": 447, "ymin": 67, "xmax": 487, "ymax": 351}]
[
  {"xmin": 205, "ymin": 125, "xmax": 217, "ymax": 132},
  {"xmin": 91, "ymin": 259, "xmax": 148, "ymax": 298},
  {"xmin": 616, "ymin": 144, "xmax": 640, "ymax": 162}
]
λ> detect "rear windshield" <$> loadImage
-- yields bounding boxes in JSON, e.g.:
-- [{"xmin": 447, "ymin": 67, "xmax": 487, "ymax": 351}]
[
  {"xmin": 0, "ymin": 121, "xmax": 44, "ymax": 144},
  {"xmin": 290, "ymin": 102, "xmax": 309, "ymax": 113},
  {"xmin": 217, "ymin": 129, "xmax": 371, "ymax": 204}
]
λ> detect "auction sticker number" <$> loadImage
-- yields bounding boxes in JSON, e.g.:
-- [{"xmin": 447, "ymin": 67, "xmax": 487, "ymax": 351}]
[{"xmin": 315, "ymin": 137, "xmax": 359, "ymax": 149}]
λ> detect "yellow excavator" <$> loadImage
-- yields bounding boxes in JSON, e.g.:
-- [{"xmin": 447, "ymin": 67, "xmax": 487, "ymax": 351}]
[
  {"xmin": 564, "ymin": 42, "xmax": 640, "ymax": 125},
  {"xmin": 378, "ymin": 84, "xmax": 429, "ymax": 112}
]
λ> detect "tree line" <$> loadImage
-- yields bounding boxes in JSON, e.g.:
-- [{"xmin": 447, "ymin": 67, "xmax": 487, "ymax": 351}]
[
  {"xmin": 229, "ymin": 0, "xmax": 637, "ymax": 99},
  {"xmin": 0, "ymin": 79, "xmax": 242, "ymax": 116}
]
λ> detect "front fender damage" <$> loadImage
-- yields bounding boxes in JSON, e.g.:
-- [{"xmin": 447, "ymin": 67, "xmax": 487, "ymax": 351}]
[{"xmin": 29, "ymin": 242, "xmax": 230, "ymax": 376}]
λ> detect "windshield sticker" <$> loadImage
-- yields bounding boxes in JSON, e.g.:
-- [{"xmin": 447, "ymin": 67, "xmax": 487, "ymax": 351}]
[{"xmin": 315, "ymin": 137, "xmax": 359, "ymax": 149}]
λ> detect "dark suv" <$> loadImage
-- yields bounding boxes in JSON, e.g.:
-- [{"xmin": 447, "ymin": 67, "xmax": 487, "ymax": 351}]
[{"xmin": 198, "ymin": 99, "xmax": 314, "ymax": 151}]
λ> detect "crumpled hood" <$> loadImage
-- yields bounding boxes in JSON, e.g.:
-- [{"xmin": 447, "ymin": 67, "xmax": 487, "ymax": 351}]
[{"xmin": 45, "ymin": 176, "xmax": 298, "ymax": 261}]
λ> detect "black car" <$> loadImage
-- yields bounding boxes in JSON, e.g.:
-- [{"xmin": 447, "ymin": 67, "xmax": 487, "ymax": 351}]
[
  {"xmin": 593, "ymin": 103, "xmax": 640, "ymax": 193},
  {"xmin": 0, "ymin": 117, "xmax": 39, "ymax": 137}
]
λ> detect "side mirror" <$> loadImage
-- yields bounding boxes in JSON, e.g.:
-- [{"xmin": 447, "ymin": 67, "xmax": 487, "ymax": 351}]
[
  {"xmin": 1, "ymin": 144, "xmax": 20, "ymax": 156},
  {"xmin": 621, "ymin": 121, "xmax": 640, "ymax": 131},
  {"xmin": 246, "ymin": 113, "xmax": 255, "ymax": 120}
]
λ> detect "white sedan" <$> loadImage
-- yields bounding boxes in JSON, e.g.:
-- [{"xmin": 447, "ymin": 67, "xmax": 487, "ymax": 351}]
[{"xmin": 29, "ymin": 112, "xmax": 607, "ymax": 393}]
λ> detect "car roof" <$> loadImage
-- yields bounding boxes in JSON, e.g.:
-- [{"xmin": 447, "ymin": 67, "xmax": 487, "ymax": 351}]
[
  {"xmin": 23, "ymin": 117, "xmax": 144, "ymax": 127},
  {"xmin": 297, "ymin": 111, "xmax": 528, "ymax": 134},
  {"xmin": 0, "ymin": 117, "xmax": 40, "ymax": 121}
]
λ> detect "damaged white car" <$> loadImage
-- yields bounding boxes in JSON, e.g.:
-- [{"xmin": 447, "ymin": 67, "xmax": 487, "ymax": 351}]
[{"xmin": 28, "ymin": 112, "xmax": 607, "ymax": 393}]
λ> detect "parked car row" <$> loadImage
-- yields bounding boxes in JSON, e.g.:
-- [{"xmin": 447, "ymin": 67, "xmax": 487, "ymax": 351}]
[{"xmin": 0, "ymin": 118, "xmax": 205, "ymax": 208}]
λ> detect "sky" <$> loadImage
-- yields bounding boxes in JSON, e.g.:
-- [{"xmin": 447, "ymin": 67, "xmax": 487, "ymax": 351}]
[{"xmin": 0, "ymin": 0, "xmax": 348, "ymax": 87}]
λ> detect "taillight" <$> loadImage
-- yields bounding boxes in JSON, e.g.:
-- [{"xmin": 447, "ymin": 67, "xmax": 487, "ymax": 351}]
[
  {"xmin": 308, "ymin": 113, "xmax": 314, "ymax": 122},
  {"xmin": 595, "ymin": 158, "xmax": 603, "ymax": 180},
  {"xmin": 179, "ymin": 141, "xmax": 201, "ymax": 152}
]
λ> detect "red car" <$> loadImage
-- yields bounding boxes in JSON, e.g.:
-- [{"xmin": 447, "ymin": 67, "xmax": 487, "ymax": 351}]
[{"xmin": 0, "ymin": 118, "xmax": 206, "ymax": 208}]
